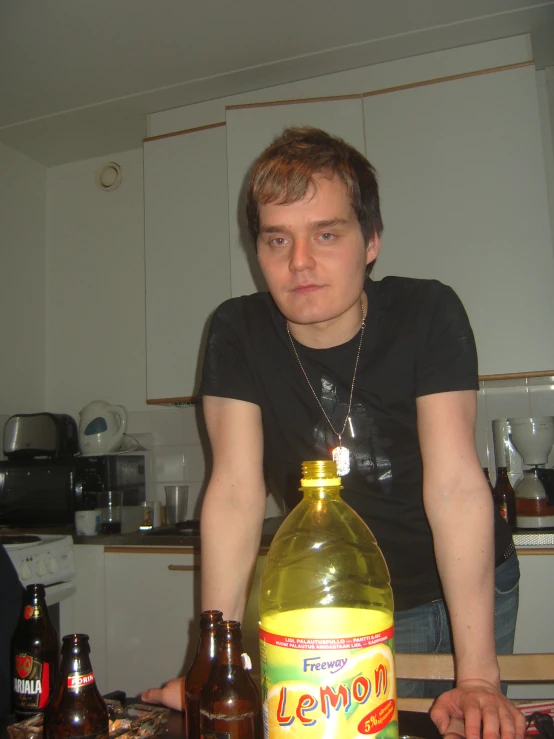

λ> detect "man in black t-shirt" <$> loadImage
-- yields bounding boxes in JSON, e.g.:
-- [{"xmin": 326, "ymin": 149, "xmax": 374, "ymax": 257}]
[{"xmin": 142, "ymin": 127, "xmax": 524, "ymax": 739}]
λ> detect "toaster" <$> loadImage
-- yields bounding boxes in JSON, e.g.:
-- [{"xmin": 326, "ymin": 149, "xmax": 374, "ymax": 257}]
[{"xmin": 3, "ymin": 413, "xmax": 79, "ymax": 459}]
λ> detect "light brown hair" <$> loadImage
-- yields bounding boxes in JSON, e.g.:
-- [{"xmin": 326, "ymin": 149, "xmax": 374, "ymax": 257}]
[{"xmin": 246, "ymin": 126, "xmax": 383, "ymax": 256}]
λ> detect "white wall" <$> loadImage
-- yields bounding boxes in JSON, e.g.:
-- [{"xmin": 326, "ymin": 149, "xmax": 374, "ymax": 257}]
[
  {"xmin": 0, "ymin": 142, "xmax": 47, "ymax": 414},
  {"xmin": 45, "ymin": 148, "xmax": 147, "ymax": 414}
]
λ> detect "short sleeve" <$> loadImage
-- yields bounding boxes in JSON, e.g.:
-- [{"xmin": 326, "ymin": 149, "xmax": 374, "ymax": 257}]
[
  {"xmin": 198, "ymin": 300, "xmax": 260, "ymax": 404},
  {"xmin": 415, "ymin": 283, "xmax": 479, "ymax": 398}
]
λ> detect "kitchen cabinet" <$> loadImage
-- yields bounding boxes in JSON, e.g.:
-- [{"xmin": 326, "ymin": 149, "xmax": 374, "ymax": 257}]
[
  {"xmin": 59, "ymin": 545, "xmax": 108, "ymax": 694},
  {"xmin": 363, "ymin": 64, "xmax": 554, "ymax": 376},
  {"xmin": 63, "ymin": 544, "xmax": 554, "ymax": 700},
  {"xmin": 225, "ymin": 97, "xmax": 366, "ymax": 298},
  {"xmin": 509, "ymin": 550, "xmax": 554, "ymax": 699},
  {"xmin": 143, "ymin": 63, "xmax": 554, "ymax": 401},
  {"xmin": 143, "ymin": 123, "xmax": 231, "ymax": 401},
  {"xmin": 104, "ymin": 549, "xmax": 200, "ymax": 696}
]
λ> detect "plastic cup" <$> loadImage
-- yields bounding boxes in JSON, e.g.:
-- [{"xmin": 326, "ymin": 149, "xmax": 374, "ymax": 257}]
[
  {"xmin": 164, "ymin": 485, "xmax": 188, "ymax": 525},
  {"xmin": 74, "ymin": 509, "xmax": 101, "ymax": 536}
]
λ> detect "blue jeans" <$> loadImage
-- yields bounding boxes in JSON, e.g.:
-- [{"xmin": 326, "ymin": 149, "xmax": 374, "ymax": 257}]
[{"xmin": 395, "ymin": 552, "xmax": 520, "ymax": 698}]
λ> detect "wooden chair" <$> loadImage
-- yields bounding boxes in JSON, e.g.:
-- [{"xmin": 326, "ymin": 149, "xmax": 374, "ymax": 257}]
[{"xmin": 395, "ymin": 653, "xmax": 554, "ymax": 712}]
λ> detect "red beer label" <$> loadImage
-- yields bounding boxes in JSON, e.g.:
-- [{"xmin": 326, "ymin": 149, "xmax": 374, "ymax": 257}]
[
  {"xmin": 23, "ymin": 606, "xmax": 35, "ymax": 620},
  {"xmin": 13, "ymin": 654, "xmax": 50, "ymax": 710},
  {"xmin": 68, "ymin": 672, "xmax": 95, "ymax": 688}
]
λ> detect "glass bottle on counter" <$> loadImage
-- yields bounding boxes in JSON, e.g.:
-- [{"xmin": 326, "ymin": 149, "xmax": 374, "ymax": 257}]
[
  {"xmin": 185, "ymin": 609, "xmax": 223, "ymax": 738},
  {"xmin": 493, "ymin": 466, "xmax": 517, "ymax": 530},
  {"xmin": 43, "ymin": 633, "xmax": 109, "ymax": 739},
  {"xmin": 199, "ymin": 620, "xmax": 260, "ymax": 738},
  {"xmin": 11, "ymin": 583, "xmax": 59, "ymax": 717}
]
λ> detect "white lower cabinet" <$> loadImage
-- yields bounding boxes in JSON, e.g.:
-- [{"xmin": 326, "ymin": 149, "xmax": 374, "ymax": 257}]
[
  {"xmin": 509, "ymin": 551, "xmax": 554, "ymax": 699},
  {"xmin": 104, "ymin": 549, "xmax": 200, "ymax": 697},
  {"xmin": 59, "ymin": 545, "xmax": 109, "ymax": 694},
  {"xmin": 65, "ymin": 546, "xmax": 554, "ymax": 701}
]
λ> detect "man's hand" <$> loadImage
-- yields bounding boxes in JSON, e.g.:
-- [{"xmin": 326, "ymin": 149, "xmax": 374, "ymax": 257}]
[
  {"xmin": 430, "ymin": 680, "xmax": 526, "ymax": 739},
  {"xmin": 140, "ymin": 677, "xmax": 184, "ymax": 711}
]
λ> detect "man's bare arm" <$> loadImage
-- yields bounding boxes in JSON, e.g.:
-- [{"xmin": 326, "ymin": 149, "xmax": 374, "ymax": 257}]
[
  {"xmin": 200, "ymin": 395, "xmax": 267, "ymax": 620},
  {"xmin": 141, "ymin": 395, "xmax": 267, "ymax": 708},
  {"xmin": 417, "ymin": 390, "xmax": 525, "ymax": 739}
]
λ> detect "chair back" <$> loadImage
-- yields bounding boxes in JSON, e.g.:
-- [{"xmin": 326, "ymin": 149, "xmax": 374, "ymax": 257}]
[{"xmin": 395, "ymin": 653, "xmax": 554, "ymax": 712}]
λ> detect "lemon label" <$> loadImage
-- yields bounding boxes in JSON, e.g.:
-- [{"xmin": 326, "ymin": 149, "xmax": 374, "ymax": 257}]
[{"xmin": 260, "ymin": 608, "xmax": 397, "ymax": 739}]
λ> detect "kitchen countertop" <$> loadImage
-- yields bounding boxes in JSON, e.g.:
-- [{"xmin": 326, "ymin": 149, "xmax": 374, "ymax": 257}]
[
  {"xmin": 0, "ymin": 517, "xmax": 287, "ymax": 550},
  {"xmin": 2, "ymin": 518, "xmax": 553, "ymax": 552}
]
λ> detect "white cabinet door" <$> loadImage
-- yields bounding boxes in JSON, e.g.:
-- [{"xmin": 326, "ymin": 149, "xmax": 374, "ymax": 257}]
[
  {"xmin": 60, "ymin": 545, "xmax": 108, "ymax": 694},
  {"xmin": 225, "ymin": 97, "xmax": 366, "ymax": 298},
  {"xmin": 144, "ymin": 124, "xmax": 231, "ymax": 400},
  {"xmin": 509, "ymin": 552, "xmax": 554, "ymax": 700},
  {"xmin": 363, "ymin": 65, "xmax": 554, "ymax": 376},
  {"xmin": 105, "ymin": 550, "xmax": 200, "ymax": 696}
]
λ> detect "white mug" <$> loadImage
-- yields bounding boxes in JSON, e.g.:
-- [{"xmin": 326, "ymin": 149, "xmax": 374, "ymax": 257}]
[{"xmin": 75, "ymin": 509, "xmax": 101, "ymax": 536}]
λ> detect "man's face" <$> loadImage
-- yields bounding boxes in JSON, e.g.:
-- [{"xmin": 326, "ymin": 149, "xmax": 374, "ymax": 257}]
[{"xmin": 257, "ymin": 173, "xmax": 380, "ymax": 336}]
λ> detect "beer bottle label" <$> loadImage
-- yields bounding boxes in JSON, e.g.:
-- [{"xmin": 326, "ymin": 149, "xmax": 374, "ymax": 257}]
[
  {"xmin": 67, "ymin": 671, "xmax": 96, "ymax": 689},
  {"xmin": 13, "ymin": 653, "xmax": 51, "ymax": 710}
]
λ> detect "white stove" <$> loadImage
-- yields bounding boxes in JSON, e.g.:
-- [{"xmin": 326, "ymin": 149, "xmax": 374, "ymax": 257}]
[{"xmin": 1, "ymin": 533, "xmax": 76, "ymax": 605}]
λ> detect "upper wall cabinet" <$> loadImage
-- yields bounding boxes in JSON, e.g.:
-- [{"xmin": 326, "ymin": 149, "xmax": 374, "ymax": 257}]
[
  {"xmin": 225, "ymin": 97, "xmax": 366, "ymax": 298},
  {"xmin": 144, "ymin": 124, "xmax": 231, "ymax": 401},
  {"xmin": 364, "ymin": 65, "xmax": 554, "ymax": 376}
]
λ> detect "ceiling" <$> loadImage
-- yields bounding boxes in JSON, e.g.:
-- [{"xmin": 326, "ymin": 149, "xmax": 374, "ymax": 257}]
[{"xmin": 1, "ymin": 0, "xmax": 553, "ymax": 167}]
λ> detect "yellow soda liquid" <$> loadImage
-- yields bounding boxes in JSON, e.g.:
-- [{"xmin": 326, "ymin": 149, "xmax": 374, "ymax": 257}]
[{"xmin": 259, "ymin": 461, "xmax": 397, "ymax": 739}]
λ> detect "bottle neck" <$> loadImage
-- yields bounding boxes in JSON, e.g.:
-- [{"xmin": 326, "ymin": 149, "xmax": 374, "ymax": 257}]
[
  {"xmin": 22, "ymin": 586, "xmax": 49, "ymax": 620},
  {"xmin": 197, "ymin": 611, "xmax": 223, "ymax": 657},
  {"xmin": 301, "ymin": 484, "xmax": 342, "ymax": 502},
  {"xmin": 60, "ymin": 637, "xmax": 94, "ymax": 677},
  {"xmin": 198, "ymin": 628, "xmax": 219, "ymax": 659},
  {"xmin": 216, "ymin": 622, "xmax": 244, "ymax": 667}
]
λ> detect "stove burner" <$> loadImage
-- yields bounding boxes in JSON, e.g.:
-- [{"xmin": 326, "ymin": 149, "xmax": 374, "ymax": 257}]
[{"xmin": 0, "ymin": 534, "xmax": 42, "ymax": 548}]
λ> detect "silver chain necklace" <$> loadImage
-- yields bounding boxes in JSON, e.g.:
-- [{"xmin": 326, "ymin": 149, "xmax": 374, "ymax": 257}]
[{"xmin": 286, "ymin": 298, "xmax": 366, "ymax": 476}]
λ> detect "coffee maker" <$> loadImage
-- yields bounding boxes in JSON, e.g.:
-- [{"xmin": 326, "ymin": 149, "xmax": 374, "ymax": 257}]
[{"xmin": 507, "ymin": 417, "xmax": 554, "ymax": 529}]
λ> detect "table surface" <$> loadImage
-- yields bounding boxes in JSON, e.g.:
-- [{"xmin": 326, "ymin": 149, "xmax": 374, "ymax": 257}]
[
  {"xmin": 163, "ymin": 707, "xmax": 442, "ymax": 739},
  {"xmin": 1, "ymin": 708, "xmax": 442, "ymax": 739}
]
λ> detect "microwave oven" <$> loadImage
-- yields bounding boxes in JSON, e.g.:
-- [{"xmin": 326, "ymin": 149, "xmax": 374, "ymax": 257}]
[{"xmin": 0, "ymin": 454, "xmax": 145, "ymax": 526}]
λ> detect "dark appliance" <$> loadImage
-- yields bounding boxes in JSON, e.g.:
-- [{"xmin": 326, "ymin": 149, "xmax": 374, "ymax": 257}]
[{"xmin": 0, "ymin": 454, "xmax": 145, "ymax": 526}]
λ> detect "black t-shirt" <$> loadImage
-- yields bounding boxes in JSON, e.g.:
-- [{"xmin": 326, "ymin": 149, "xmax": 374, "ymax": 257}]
[{"xmin": 200, "ymin": 276, "xmax": 512, "ymax": 611}]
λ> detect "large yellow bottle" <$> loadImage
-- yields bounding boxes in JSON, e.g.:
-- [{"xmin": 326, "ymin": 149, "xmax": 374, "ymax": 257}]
[{"xmin": 259, "ymin": 460, "xmax": 397, "ymax": 739}]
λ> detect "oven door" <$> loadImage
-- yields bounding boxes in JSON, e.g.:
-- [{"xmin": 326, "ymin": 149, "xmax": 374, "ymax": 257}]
[{"xmin": 45, "ymin": 581, "xmax": 76, "ymax": 637}]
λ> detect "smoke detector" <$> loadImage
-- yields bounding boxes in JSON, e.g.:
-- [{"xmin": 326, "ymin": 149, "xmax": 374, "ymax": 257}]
[{"xmin": 96, "ymin": 162, "xmax": 122, "ymax": 192}]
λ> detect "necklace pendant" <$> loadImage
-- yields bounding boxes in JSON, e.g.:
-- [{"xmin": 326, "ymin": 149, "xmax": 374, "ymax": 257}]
[{"xmin": 332, "ymin": 445, "xmax": 350, "ymax": 476}]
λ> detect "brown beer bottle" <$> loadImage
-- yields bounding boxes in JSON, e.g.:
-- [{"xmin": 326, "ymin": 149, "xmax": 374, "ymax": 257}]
[
  {"xmin": 11, "ymin": 584, "xmax": 59, "ymax": 717},
  {"xmin": 199, "ymin": 620, "xmax": 261, "ymax": 739},
  {"xmin": 43, "ymin": 634, "xmax": 109, "ymax": 739},
  {"xmin": 493, "ymin": 466, "xmax": 517, "ymax": 530},
  {"xmin": 185, "ymin": 609, "xmax": 223, "ymax": 738}
]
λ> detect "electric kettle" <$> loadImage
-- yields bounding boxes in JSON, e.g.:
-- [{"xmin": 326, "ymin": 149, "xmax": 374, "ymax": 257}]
[{"xmin": 78, "ymin": 400, "xmax": 128, "ymax": 455}]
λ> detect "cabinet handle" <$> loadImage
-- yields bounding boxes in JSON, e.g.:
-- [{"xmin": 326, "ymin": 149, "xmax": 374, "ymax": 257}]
[{"xmin": 168, "ymin": 564, "xmax": 200, "ymax": 572}]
